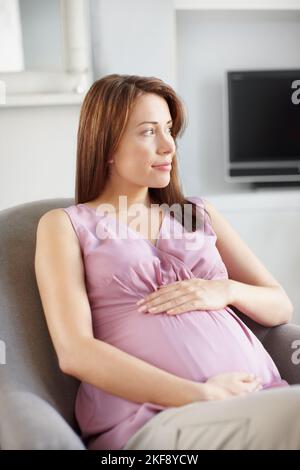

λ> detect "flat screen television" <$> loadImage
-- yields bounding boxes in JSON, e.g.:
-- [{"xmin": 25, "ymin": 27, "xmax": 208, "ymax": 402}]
[{"xmin": 224, "ymin": 69, "xmax": 300, "ymax": 185}]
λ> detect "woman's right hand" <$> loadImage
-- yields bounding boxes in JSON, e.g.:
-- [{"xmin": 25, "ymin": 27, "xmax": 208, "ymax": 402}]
[{"xmin": 203, "ymin": 371, "xmax": 263, "ymax": 401}]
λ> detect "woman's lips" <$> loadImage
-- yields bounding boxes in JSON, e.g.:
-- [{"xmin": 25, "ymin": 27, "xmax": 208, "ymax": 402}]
[{"xmin": 152, "ymin": 164, "xmax": 172, "ymax": 171}]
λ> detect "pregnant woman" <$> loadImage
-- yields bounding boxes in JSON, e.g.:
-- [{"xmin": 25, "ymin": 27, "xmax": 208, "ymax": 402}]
[{"xmin": 34, "ymin": 74, "xmax": 299, "ymax": 451}]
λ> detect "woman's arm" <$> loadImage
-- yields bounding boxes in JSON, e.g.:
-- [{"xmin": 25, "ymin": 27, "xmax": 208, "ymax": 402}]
[
  {"xmin": 34, "ymin": 209, "xmax": 205, "ymax": 408},
  {"xmin": 204, "ymin": 199, "xmax": 294, "ymax": 327},
  {"xmin": 64, "ymin": 336, "xmax": 205, "ymax": 407},
  {"xmin": 228, "ymin": 280, "xmax": 293, "ymax": 328}
]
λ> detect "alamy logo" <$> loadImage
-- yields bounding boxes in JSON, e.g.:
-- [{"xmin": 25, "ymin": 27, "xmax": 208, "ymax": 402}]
[
  {"xmin": 93, "ymin": 196, "xmax": 205, "ymax": 252},
  {"xmin": 291, "ymin": 80, "xmax": 300, "ymax": 105},
  {"xmin": 291, "ymin": 339, "xmax": 300, "ymax": 365}
]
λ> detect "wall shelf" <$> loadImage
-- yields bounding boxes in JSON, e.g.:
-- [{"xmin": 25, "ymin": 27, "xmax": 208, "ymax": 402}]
[
  {"xmin": 175, "ymin": 0, "xmax": 300, "ymax": 10},
  {"xmin": 0, "ymin": 93, "xmax": 84, "ymax": 107},
  {"xmin": 204, "ymin": 189, "xmax": 300, "ymax": 211}
]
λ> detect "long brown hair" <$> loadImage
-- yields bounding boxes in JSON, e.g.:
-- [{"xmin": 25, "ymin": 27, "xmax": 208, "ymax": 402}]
[{"xmin": 75, "ymin": 73, "xmax": 209, "ymax": 231}]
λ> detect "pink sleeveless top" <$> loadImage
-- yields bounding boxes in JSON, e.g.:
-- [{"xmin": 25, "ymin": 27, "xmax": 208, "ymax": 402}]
[{"xmin": 62, "ymin": 195, "xmax": 288, "ymax": 450}]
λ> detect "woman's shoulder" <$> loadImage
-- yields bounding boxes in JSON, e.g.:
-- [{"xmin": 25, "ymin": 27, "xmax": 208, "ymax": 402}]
[
  {"xmin": 38, "ymin": 207, "xmax": 71, "ymax": 226},
  {"xmin": 37, "ymin": 207, "xmax": 73, "ymax": 232},
  {"xmin": 37, "ymin": 207, "xmax": 84, "ymax": 245}
]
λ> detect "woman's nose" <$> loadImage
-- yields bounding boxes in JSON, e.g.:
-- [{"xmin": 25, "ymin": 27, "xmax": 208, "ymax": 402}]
[{"xmin": 159, "ymin": 134, "xmax": 175, "ymax": 152}]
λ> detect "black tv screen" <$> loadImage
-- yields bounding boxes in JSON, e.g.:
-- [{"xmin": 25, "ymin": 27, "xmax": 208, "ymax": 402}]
[{"xmin": 227, "ymin": 70, "xmax": 300, "ymax": 165}]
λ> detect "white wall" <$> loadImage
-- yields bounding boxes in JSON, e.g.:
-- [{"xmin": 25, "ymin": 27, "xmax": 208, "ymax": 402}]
[
  {"xmin": 207, "ymin": 190, "xmax": 300, "ymax": 324},
  {"xmin": 0, "ymin": 105, "xmax": 79, "ymax": 209},
  {"xmin": 89, "ymin": 0, "xmax": 176, "ymax": 88}
]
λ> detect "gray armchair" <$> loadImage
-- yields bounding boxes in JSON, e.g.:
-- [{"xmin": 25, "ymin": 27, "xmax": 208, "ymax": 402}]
[{"xmin": 0, "ymin": 198, "xmax": 299, "ymax": 450}]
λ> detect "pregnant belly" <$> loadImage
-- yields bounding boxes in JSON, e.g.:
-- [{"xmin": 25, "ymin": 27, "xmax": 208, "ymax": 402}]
[{"xmin": 93, "ymin": 305, "xmax": 283, "ymax": 388}]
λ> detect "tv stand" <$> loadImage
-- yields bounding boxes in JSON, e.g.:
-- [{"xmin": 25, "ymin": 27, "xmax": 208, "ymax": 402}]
[{"xmin": 252, "ymin": 181, "xmax": 300, "ymax": 190}]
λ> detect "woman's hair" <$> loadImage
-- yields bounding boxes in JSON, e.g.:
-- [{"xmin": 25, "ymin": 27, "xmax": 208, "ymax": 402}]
[{"xmin": 75, "ymin": 73, "xmax": 209, "ymax": 231}]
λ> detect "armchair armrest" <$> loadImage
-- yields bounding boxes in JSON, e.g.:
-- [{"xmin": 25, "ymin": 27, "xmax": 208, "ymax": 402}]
[
  {"xmin": 0, "ymin": 389, "xmax": 85, "ymax": 450},
  {"xmin": 231, "ymin": 307, "xmax": 300, "ymax": 385}
]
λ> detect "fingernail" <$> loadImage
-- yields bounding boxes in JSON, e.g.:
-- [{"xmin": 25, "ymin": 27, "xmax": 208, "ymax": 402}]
[{"xmin": 137, "ymin": 305, "xmax": 147, "ymax": 312}]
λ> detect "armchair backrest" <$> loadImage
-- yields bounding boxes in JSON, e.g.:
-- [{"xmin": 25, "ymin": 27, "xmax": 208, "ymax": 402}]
[{"xmin": 0, "ymin": 198, "xmax": 80, "ymax": 433}]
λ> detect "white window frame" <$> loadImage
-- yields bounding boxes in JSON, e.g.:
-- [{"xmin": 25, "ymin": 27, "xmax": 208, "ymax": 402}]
[{"xmin": 0, "ymin": 0, "xmax": 93, "ymax": 107}]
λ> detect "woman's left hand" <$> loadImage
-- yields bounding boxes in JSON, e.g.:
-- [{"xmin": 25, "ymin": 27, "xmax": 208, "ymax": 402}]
[{"xmin": 136, "ymin": 278, "xmax": 233, "ymax": 315}]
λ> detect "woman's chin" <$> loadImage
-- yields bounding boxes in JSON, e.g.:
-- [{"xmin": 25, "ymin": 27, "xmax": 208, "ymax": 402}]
[{"xmin": 150, "ymin": 177, "xmax": 171, "ymax": 188}]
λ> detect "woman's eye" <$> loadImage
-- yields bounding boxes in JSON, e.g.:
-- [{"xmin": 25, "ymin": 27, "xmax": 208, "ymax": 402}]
[{"xmin": 143, "ymin": 127, "xmax": 173, "ymax": 136}]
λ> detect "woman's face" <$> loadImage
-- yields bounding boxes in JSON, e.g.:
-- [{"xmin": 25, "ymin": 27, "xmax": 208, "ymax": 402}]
[{"xmin": 110, "ymin": 93, "xmax": 176, "ymax": 189}]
